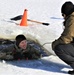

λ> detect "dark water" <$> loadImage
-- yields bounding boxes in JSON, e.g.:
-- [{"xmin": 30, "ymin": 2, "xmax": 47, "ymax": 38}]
[{"xmin": 27, "ymin": 40, "xmax": 49, "ymax": 57}]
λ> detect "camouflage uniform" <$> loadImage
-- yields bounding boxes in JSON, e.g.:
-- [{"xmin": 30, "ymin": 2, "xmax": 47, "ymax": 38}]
[{"xmin": 0, "ymin": 42, "xmax": 41, "ymax": 60}]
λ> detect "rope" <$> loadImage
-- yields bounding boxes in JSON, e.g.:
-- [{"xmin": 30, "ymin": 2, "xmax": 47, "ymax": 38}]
[{"xmin": 42, "ymin": 42, "xmax": 52, "ymax": 47}]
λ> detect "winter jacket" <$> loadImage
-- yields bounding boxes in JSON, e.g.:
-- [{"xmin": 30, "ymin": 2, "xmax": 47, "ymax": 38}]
[
  {"xmin": 52, "ymin": 12, "xmax": 74, "ymax": 50},
  {"xmin": 0, "ymin": 41, "xmax": 41, "ymax": 60}
]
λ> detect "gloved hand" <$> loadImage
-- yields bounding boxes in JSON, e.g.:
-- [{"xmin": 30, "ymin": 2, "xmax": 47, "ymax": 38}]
[{"xmin": 13, "ymin": 52, "xmax": 23, "ymax": 60}]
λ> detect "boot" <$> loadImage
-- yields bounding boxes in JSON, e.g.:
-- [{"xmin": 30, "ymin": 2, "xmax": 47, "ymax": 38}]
[{"xmin": 68, "ymin": 70, "xmax": 74, "ymax": 74}]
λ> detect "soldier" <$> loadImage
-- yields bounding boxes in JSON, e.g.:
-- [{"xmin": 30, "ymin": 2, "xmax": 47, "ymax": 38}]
[{"xmin": 0, "ymin": 34, "xmax": 41, "ymax": 60}]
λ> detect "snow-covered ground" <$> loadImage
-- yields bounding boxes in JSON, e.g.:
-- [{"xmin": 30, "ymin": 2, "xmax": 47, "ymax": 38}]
[
  {"xmin": 0, "ymin": 0, "xmax": 74, "ymax": 75},
  {"xmin": 0, "ymin": 56, "xmax": 71, "ymax": 75}
]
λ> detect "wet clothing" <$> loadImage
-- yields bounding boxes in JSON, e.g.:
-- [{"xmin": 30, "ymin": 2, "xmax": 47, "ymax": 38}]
[
  {"xmin": 0, "ymin": 41, "xmax": 41, "ymax": 60},
  {"xmin": 52, "ymin": 12, "xmax": 74, "ymax": 69}
]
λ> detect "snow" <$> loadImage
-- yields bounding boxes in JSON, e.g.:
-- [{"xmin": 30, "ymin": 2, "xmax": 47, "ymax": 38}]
[
  {"xmin": 0, "ymin": 56, "xmax": 71, "ymax": 75},
  {"xmin": 0, "ymin": 0, "xmax": 74, "ymax": 75}
]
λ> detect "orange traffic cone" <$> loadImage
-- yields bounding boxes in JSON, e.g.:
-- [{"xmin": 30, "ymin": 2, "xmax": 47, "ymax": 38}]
[{"xmin": 20, "ymin": 9, "xmax": 28, "ymax": 26}]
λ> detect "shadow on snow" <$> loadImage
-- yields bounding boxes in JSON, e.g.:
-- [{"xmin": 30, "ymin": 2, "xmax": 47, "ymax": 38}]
[{"xmin": 5, "ymin": 58, "xmax": 70, "ymax": 74}]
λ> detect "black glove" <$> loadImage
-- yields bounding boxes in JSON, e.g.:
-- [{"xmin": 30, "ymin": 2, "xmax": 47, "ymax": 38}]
[
  {"xmin": 23, "ymin": 52, "xmax": 32, "ymax": 59},
  {"xmin": 13, "ymin": 52, "xmax": 23, "ymax": 60}
]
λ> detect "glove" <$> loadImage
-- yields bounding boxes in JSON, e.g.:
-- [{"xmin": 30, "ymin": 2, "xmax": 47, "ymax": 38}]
[{"xmin": 13, "ymin": 52, "xmax": 23, "ymax": 60}]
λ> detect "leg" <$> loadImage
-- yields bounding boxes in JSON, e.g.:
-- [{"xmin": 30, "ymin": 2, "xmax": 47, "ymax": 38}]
[{"xmin": 54, "ymin": 43, "xmax": 74, "ymax": 69}]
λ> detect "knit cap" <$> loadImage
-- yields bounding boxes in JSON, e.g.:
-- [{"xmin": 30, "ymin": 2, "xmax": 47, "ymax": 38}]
[{"xmin": 15, "ymin": 34, "xmax": 26, "ymax": 47}]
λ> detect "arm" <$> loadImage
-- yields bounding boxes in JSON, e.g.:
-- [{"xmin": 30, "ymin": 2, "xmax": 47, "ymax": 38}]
[
  {"xmin": 52, "ymin": 17, "xmax": 74, "ymax": 50},
  {"xmin": 30, "ymin": 45, "xmax": 41, "ymax": 59},
  {"xmin": 23, "ymin": 44, "xmax": 41, "ymax": 59},
  {"xmin": 0, "ymin": 44, "xmax": 14, "ymax": 60}
]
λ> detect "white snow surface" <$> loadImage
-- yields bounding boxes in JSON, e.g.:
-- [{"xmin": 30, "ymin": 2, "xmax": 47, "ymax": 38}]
[{"xmin": 0, "ymin": 0, "xmax": 74, "ymax": 75}]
